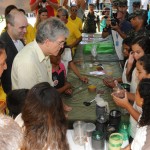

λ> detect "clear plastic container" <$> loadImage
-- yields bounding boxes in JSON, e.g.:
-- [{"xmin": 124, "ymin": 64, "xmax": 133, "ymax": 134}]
[
  {"xmin": 73, "ymin": 121, "xmax": 87, "ymax": 145},
  {"xmin": 86, "ymin": 123, "xmax": 96, "ymax": 137},
  {"xmin": 113, "ymin": 80, "xmax": 125, "ymax": 98}
]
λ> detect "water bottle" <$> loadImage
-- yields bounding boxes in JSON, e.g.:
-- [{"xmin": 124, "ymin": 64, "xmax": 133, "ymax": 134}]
[{"xmin": 119, "ymin": 122, "xmax": 129, "ymax": 148}]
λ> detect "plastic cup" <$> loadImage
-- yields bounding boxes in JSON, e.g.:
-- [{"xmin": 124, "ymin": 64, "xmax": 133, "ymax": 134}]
[
  {"xmin": 73, "ymin": 121, "xmax": 86, "ymax": 145},
  {"xmin": 108, "ymin": 133, "xmax": 123, "ymax": 150},
  {"xmin": 88, "ymin": 85, "xmax": 97, "ymax": 93},
  {"xmin": 112, "ymin": 89, "xmax": 125, "ymax": 99},
  {"xmin": 86, "ymin": 123, "xmax": 96, "ymax": 137}
]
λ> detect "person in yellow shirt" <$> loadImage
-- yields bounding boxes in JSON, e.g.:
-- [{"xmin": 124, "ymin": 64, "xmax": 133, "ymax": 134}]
[
  {"xmin": 68, "ymin": 5, "xmax": 82, "ymax": 32},
  {"xmin": 56, "ymin": 8, "xmax": 88, "ymax": 83},
  {"xmin": 57, "ymin": 8, "xmax": 82, "ymax": 55},
  {"xmin": 0, "ymin": 41, "xmax": 7, "ymax": 113}
]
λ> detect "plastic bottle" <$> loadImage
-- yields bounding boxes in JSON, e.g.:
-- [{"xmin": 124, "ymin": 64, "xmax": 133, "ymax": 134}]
[{"xmin": 119, "ymin": 123, "xmax": 129, "ymax": 148}]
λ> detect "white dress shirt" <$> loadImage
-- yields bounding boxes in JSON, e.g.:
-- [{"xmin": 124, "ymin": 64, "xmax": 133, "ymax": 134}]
[{"xmin": 11, "ymin": 40, "xmax": 54, "ymax": 89}]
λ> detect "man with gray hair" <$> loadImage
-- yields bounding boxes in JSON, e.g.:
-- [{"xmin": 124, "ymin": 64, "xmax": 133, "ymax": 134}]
[
  {"xmin": 11, "ymin": 17, "xmax": 69, "ymax": 89},
  {"xmin": 0, "ymin": 10, "xmax": 28, "ymax": 93},
  {"xmin": 0, "ymin": 114, "xmax": 23, "ymax": 150}
]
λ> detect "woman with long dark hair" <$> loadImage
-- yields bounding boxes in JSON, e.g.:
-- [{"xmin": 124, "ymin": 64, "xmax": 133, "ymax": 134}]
[{"xmin": 21, "ymin": 82, "xmax": 69, "ymax": 150}]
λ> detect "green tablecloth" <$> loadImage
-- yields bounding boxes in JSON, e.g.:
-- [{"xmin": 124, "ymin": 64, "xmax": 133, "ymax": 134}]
[
  {"xmin": 64, "ymin": 34, "xmax": 128, "ymax": 127},
  {"xmin": 64, "ymin": 62, "xmax": 122, "ymax": 122}
]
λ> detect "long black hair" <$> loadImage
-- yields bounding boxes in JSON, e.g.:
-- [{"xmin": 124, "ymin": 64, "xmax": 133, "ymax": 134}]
[
  {"xmin": 138, "ymin": 78, "xmax": 150, "ymax": 127},
  {"xmin": 137, "ymin": 55, "xmax": 150, "ymax": 74},
  {"xmin": 127, "ymin": 35, "xmax": 150, "ymax": 82}
]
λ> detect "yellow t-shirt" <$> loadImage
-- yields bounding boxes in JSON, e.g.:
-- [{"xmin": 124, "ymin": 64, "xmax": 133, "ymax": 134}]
[
  {"xmin": 68, "ymin": 16, "xmax": 82, "ymax": 31},
  {"xmin": 0, "ymin": 85, "xmax": 7, "ymax": 114},
  {"xmin": 0, "ymin": 85, "xmax": 6, "ymax": 101},
  {"xmin": 66, "ymin": 21, "xmax": 81, "ymax": 47},
  {"xmin": 24, "ymin": 24, "xmax": 35, "ymax": 44}
]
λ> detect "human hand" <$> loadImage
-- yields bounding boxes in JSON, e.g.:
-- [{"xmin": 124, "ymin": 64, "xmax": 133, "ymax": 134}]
[
  {"xmin": 106, "ymin": 17, "xmax": 111, "ymax": 27},
  {"xmin": 128, "ymin": 51, "xmax": 134, "ymax": 65},
  {"xmin": 103, "ymin": 77, "xmax": 115, "ymax": 88},
  {"xmin": 65, "ymin": 88, "xmax": 72, "ymax": 95},
  {"xmin": 121, "ymin": 144, "xmax": 131, "ymax": 150},
  {"xmin": 79, "ymin": 76, "xmax": 88, "ymax": 83},
  {"xmin": 101, "ymin": 15, "xmax": 108, "ymax": 20},
  {"xmin": 111, "ymin": 24, "xmax": 120, "ymax": 31},
  {"xmin": 111, "ymin": 91, "xmax": 129, "ymax": 109}
]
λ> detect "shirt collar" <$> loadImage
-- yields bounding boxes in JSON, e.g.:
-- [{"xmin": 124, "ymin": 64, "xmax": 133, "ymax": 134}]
[{"xmin": 33, "ymin": 40, "xmax": 48, "ymax": 62}]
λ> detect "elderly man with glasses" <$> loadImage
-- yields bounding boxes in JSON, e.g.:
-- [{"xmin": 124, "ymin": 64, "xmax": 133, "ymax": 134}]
[{"xmin": 11, "ymin": 17, "xmax": 69, "ymax": 89}]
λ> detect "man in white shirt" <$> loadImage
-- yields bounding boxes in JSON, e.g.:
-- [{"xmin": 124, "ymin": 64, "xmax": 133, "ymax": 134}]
[{"xmin": 11, "ymin": 17, "xmax": 69, "ymax": 89}]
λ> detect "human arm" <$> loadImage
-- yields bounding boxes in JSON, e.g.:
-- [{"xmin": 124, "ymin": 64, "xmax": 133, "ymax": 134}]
[
  {"xmin": 102, "ymin": 27, "xmax": 111, "ymax": 38},
  {"xmin": 111, "ymin": 24, "xmax": 127, "ymax": 39},
  {"xmin": 69, "ymin": 36, "xmax": 82, "ymax": 49},
  {"xmin": 56, "ymin": 81, "xmax": 72, "ymax": 94},
  {"xmin": 62, "ymin": 0, "xmax": 69, "ymax": 9},
  {"xmin": 30, "ymin": 0, "xmax": 42, "ymax": 11},
  {"xmin": 46, "ymin": 0, "xmax": 59, "ymax": 10},
  {"xmin": 122, "ymin": 144, "xmax": 131, "ymax": 150},
  {"xmin": 69, "ymin": 61, "xmax": 88, "ymax": 83},
  {"xmin": 103, "ymin": 77, "xmax": 122, "ymax": 88},
  {"xmin": 80, "ymin": 0, "xmax": 86, "ymax": 11},
  {"xmin": 127, "ymin": 92, "xmax": 135, "ymax": 101},
  {"xmin": 126, "ymin": 52, "xmax": 134, "ymax": 79},
  {"xmin": 111, "ymin": 92, "xmax": 140, "ymax": 121},
  {"xmin": 79, "ymin": 19, "xmax": 83, "ymax": 32},
  {"xmin": 97, "ymin": 21, "xmax": 100, "ymax": 32},
  {"xmin": 96, "ymin": 15, "xmax": 100, "ymax": 32}
]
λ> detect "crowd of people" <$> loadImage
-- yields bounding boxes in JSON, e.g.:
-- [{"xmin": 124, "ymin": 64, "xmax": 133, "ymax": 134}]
[
  {"xmin": 101, "ymin": 1, "xmax": 150, "ymax": 150},
  {"xmin": 0, "ymin": 0, "xmax": 150, "ymax": 149}
]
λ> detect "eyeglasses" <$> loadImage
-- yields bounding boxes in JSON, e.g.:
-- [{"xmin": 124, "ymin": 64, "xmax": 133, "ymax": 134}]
[
  {"xmin": 55, "ymin": 40, "xmax": 66, "ymax": 47},
  {"xmin": 71, "ymin": 9, "xmax": 77, "ymax": 12},
  {"xmin": 56, "ymin": 15, "xmax": 66, "ymax": 18}
]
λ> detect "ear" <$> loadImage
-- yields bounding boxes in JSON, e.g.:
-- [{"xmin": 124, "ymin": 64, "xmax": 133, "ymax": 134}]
[
  {"xmin": 146, "ymin": 74, "xmax": 150, "ymax": 79},
  {"xmin": 141, "ymin": 98, "xmax": 144, "ymax": 106},
  {"xmin": 7, "ymin": 23, "xmax": 12, "ymax": 28},
  {"xmin": 44, "ymin": 39, "xmax": 52, "ymax": 47}
]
